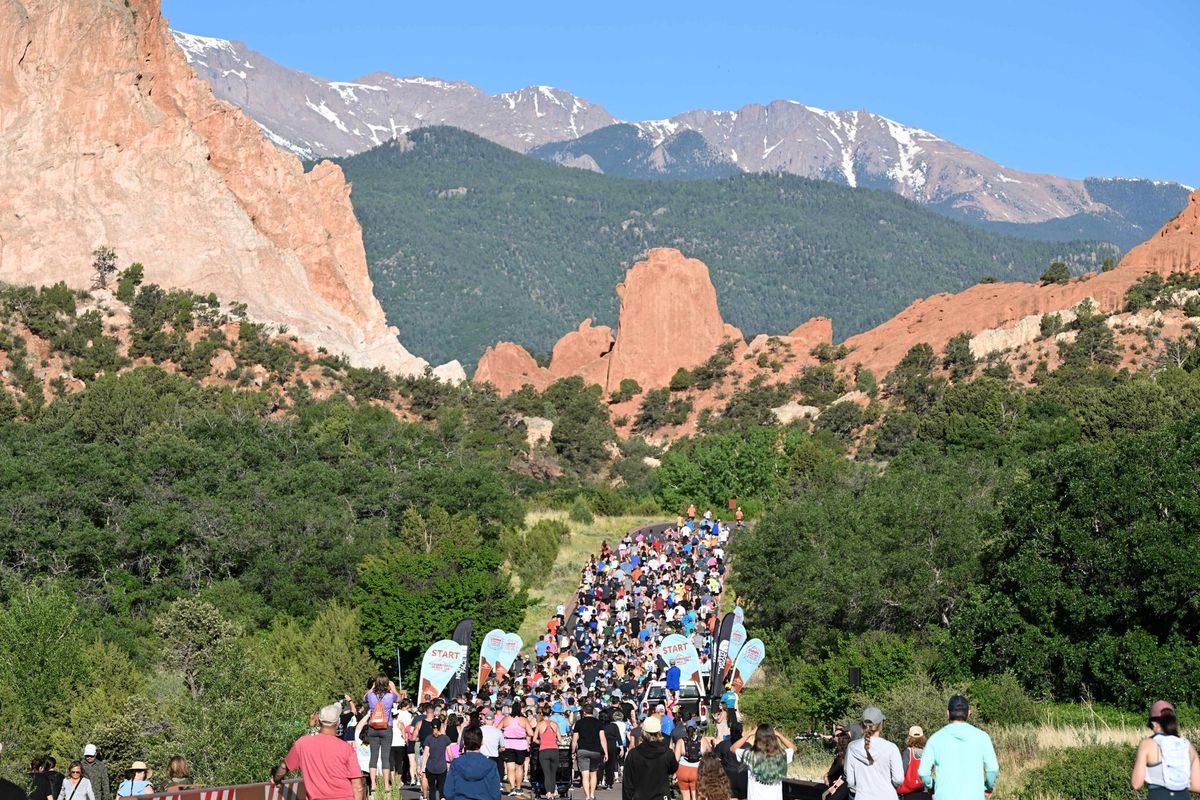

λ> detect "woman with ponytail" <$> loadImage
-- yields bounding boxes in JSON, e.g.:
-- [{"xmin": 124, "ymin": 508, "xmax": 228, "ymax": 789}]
[
  {"xmin": 844, "ymin": 707, "xmax": 903, "ymax": 800},
  {"xmin": 730, "ymin": 723, "xmax": 794, "ymax": 800},
  {"xmin": 1132, "ymin": 700, "xmax": 1200, "ymax": 799}
]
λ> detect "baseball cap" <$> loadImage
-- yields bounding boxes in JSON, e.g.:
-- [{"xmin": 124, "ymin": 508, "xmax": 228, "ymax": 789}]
[
  {"xmin": 948, "ymin": 694, "xmax": 970, "ymax": 714},
  {"xmin": 1150, "ymin": 700, "xmax": 1176, "ymax": 718},
  {"xmin": 611, "ymin": 689, "xmax": 622, "ymax": 698},
  {"xmin": 318, "ymin": 702, "xmax": 342, "ymax": 726},
  {"xmin": 862, "ymin": 707, "xmax": 886, "ymax": 725},
  {"xmin": 83, "ymin": 744, "xmax": 97, "ymax": 757},
  {"xmin": 642, "ymin": 716, "xmax": 662, "ymax": 734},
  {"xmin": 655, "ymin": 703, "xmax": 666, "ymax": 713},
  {"xmin": 908, "ymin": 726, "xmax": 924, "ymax": 738}
]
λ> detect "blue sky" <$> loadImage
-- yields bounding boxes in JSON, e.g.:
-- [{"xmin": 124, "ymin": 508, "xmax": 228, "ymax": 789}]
[{"xmin": 164, "ymin": 0, "xmax": 1198, "ymax": 186}]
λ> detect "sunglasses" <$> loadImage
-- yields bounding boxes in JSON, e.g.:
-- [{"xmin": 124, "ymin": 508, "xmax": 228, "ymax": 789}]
[{"xmin": 70, "ymin": 772, "xmax": 82, "ymax": 776}]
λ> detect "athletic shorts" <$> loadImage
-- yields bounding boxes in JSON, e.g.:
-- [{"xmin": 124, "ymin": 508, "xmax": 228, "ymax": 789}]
[
  {"xmin": 575, "ymin": 749, "xmax": 603, "ymax": 772},
  {"xmin": 502, "ymin": 749, "xmax": 529, "ymax": 764},
  {"xmin": 677, "ymin": 764, "xmax": 698, "ymax": 791}
]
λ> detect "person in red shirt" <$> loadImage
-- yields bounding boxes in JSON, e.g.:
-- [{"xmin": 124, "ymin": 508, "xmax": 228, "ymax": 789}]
[{"xmin": 274, "ymin": 703, "xmax": 364, "ymax": 800}]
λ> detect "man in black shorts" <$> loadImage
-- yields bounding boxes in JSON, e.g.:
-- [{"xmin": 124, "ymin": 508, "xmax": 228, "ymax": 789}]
[{"xmin": 571, "ymin": 704, "xmax": 608, "ymax": 800}]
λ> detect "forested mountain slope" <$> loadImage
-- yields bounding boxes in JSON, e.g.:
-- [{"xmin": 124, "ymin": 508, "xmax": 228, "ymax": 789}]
[{"xmin": 335, "ymin": 127, "xmax": 1117, "ymax": 367}]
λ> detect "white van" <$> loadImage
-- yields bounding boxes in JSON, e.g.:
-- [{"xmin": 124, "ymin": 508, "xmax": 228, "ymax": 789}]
[{"xmin": 639, "ymin": 681, "xmax": 707, "ymax": 722}]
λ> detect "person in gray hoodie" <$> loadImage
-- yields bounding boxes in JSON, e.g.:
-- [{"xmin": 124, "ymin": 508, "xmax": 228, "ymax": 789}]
[
  {"xmin": 917, "ymin": 695, "xmax": 999, "ymax": 800},
  {"xmin": 844, "ymin": 707, "xmax": 903, "ymax": 800},
  {"xmin": 444, "ymin": 727, "xmax": 501, "ymax": 800}
]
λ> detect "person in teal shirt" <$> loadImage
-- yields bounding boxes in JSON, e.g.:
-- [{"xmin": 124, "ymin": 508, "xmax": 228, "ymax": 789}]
[{"xmin": 918, "ymin": 695, "xmax": 999, "ymax": 800}]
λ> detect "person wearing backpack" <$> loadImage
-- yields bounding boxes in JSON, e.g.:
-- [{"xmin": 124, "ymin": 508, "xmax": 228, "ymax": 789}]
[
  {"xmin": 897, "ymin": 727, "xmax": 929, "ymax": 800},
  {"xmin": 674, "ymin": 721, "xmax": 707, "ymax": 800},
  {"xmin": 1132, "ymin": 700, "xmax": 1200, "ymax": 799},
  {"xmin": 362, "ymin": 673, "xmax": 399, "ymax": 799}
]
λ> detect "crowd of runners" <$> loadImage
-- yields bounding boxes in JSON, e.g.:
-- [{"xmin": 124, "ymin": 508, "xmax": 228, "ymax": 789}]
[{"xmin": 33, "ymin": 511, "xmax": 1200, "ymax": 800}]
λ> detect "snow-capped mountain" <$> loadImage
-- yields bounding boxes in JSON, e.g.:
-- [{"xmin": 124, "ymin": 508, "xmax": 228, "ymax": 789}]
[
  {"xmin": 174, "ymin": 30, "xmax": 1191, "ymax": 228},
  {"xmin": 172, "ymin": 32, "xmax": 617, "ymax": 158}
]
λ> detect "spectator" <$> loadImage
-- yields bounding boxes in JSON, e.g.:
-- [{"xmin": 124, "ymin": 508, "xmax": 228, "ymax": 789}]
[
  {"xmin": 1131, "ymin": 699, "xmax": 1200, "ymax": 799},
  {"xmin": 822, "ymin": 729, "xmax": 851, "ymax": 800},
  {"xmin": 421, "ymin": 719, "xmax": 452, "ymax": 800},
  {"xmin": 115, "ymin": 762, "xmax": 153, "ymax": 799},
  {"xmin": 917, "ymin": 695, "xmax": 998, "ymax": 800},
  {"xmin": 844, "ymin": 707, "xmax": 902, "ymax": 800},
  {"xmin": 163, "ymin": 758, "xmax": 195, "ymax": 791},
  {"xmin": 80, "ymin": 747, "xmax": 108, "ymax": 800},
  {"xmin": 897, "ymin": 727, "xmax": 928, "ymax": 800},
  {"xmin": 696, "ymin": 752, "xmax": 733, "ymax": 800},
  {"xmin": 445, "ymin": 727, "xmax": 501, "ymax": 800},
  {"xmin": 711, "ymin": 736, "xmax": 747, "ymax": 800},
  {"xmin": 45, "ymin": 758, "xmax": 65, "ymax": 800},
  {"xmin": 56, "ymin": 762, "xmax": 94, "ymax": 800},
  {"xmin": 732, "ymin": 724, "xmax": 793, "ymax": 800},
  {"xmin": 274, "ymin": 703, "xmax": 363, "ymax": 800},
  {"xmin": 622, "ymin": 716, "xmax": 677, "ymax": 800}
]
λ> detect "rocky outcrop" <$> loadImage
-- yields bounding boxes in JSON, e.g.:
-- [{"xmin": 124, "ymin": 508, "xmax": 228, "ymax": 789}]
[
  {"xmin": 0, "ymin": 0, "xmax": 440, "ymax": 375},
  {"xmin": 843, "ymin": 190, "xmax": 1200, "ymax": 380},
  {"xmin": 605, "ymin": 249, "xmax": 742, "ymax": 392},
  {"xmin": 476, "ymin": 249, "xmax": 741, "ymax": 394},
  {"xmin": 772, "ymin": 401, "xmax": 821, "ymax": 425}
]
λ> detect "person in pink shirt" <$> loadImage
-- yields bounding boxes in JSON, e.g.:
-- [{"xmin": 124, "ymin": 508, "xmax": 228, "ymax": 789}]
[{"xmin": 274, "ymin": 703, "xmax": 364, "ymax": 800}]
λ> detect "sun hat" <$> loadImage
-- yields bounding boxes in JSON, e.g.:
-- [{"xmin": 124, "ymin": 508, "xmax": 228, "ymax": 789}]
[
  {"xmin": 129, "ymin": 762, "xmax": 148, "ymax": 772},
  {"xmin": 642, "ymin": 716, "xmax": 662, "ymax": 734}
]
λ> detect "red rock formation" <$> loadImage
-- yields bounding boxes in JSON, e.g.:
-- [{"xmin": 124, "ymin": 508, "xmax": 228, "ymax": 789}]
[
  {"xmin": 604, "ymin": 249, "xmax": 742, "ymax": 392},
  {"xmin": 0, "ymin": 0, "xmax": 448, "ymax": 375},
  {"xmin": 475, "ymin": 248, "xmax": 742, "ymax": 394},
  {"xmin": 788, "ymin": 317, "xmax": 834, "ymax": 345},
  {"xmin": 473, "ymin": 342, "xmax": 552, "ymax": 392},
  {"xmin": 549, "ymin": 320, "xmax": 614, "ymax": 388},
  {"xmin": 843, "ymin": 190, "xmax": 1200, "ymax": 379}
]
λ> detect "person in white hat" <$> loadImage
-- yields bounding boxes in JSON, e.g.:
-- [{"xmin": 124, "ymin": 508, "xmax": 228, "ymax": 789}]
[{"xmin": 81, "ymin": 745, "xmax": 110, "ymax": 800}]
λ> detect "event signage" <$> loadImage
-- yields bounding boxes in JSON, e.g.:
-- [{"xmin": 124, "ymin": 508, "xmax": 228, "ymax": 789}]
[
  {"xmin": 418, "ymin": 639, "xmax": 467, "ymax": 703},
  {"xmin": 722, "ymin": 621, "xmax": 748, "ymax": 683},
  {"xmin": 493, "ymin": 632, "xmax": 523, "ymax": 683},
  {"xmin": 660, "ymin": 633, "xmax": 704, "ymax": 690},
  {"xmin": 476, "ymin": 628, "xmax": 507, "ymax": 690},
  {"xmin": 445, "ymin": 618, "xmax": 473, "ymax": 699},
  {"xmin": 710, "ymin": 612, "xmax": 737, "ymax": 699},
  {"xmin": 729, "ymin": 637, "xmax": 765, "ymax": 693}
]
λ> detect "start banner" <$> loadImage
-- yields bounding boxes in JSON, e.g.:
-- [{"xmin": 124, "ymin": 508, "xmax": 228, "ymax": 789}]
[{"xmin": 418, "ymin": 639, "xmax": 466, "ymax": 703}]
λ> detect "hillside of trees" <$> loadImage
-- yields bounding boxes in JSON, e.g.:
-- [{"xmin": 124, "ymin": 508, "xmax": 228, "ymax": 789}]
[{"xmin": 332, "ymin": 127, "xmax": 1118, "ymax": 367}]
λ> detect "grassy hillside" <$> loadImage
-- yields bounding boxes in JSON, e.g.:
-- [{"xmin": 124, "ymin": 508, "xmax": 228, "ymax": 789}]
[{"xmin": 335, "ymin": 127, "xmax": 1117, "ymax": 368}]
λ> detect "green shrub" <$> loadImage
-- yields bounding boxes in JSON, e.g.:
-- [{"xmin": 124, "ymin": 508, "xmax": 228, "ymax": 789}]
[
  {"xmin": 970, "ymin": 672, "xmax": 1038, "ymax": 725},
  {"xmin": 670, "ymin": 368, "xmax": 695, "ymax": 392},
  {"xmin": 568, "ymin": 498, "xmax": 594, "ymax": 525},
  {"xmin": 1020, "ymin": 744, "xmax": 1137, "ymax": 800}
]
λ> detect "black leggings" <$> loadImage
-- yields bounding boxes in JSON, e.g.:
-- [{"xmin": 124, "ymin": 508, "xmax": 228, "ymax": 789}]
[
  {"xmin": 539, "ymin": 749, "xmax": 559, "ymax": 795},
  {"xmin": 603, "ymin": 752, "xmax": 619, "ymax": 787},
  {"xmin": 427, "ymin": 771, "xmax": 447, "ymax": 800},
  {"xmin": 391, "ymin": 746, "xmax": 409, "ymax": 784}
]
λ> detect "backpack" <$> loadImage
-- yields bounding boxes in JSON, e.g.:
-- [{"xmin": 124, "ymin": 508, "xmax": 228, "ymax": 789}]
[
  {"xmin": 684, "ymin": 735, "xmax": 702, "ymax": 763},
  {"xmin": 368, "ymin": 693, "xmax": 389, "ymax": 729},
  {"xmin": 1154, "ymin": 734, "xmax": 1192, "ymax": 792},
  {"xmin": 897, "ymin": 748, "xmax": 924, "ymax": 795}
]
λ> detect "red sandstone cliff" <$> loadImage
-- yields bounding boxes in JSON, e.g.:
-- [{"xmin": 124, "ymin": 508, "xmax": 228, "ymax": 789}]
[{"xmin": 0, "ymin": 0, "xmax": 452, "ymax": 376}]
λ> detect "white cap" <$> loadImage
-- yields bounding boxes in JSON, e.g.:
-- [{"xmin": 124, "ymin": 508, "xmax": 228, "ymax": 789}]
[{"xmin": 84, "ymin": 744, "xmax": 97, "ymax": 757}]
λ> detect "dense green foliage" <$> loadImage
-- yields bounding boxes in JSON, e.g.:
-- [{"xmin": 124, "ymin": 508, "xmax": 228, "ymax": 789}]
[
  {"xmin": 333, "ymin": 127, "xmax": 1116, "ymax": 367},
  {"xmin": 1021, "ymin": 745, "xmax": 1139, "ymax": 800},
  {"xmin": 730, "ymin": 351, "xmax": 1200, "ymax": 718}
]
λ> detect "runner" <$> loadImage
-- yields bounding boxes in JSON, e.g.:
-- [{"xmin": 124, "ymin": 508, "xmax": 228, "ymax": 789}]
[
  {"xmin": 1131, "ymin": 700, "xmax": 1200, "ymax": 799},
  {"xmin": 274, "ymin": 704, "xmax": 363, "ymax": 800},
  {"xmin": 917, "ymin": 696, "xmax": 998, "ymax": 800}
]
